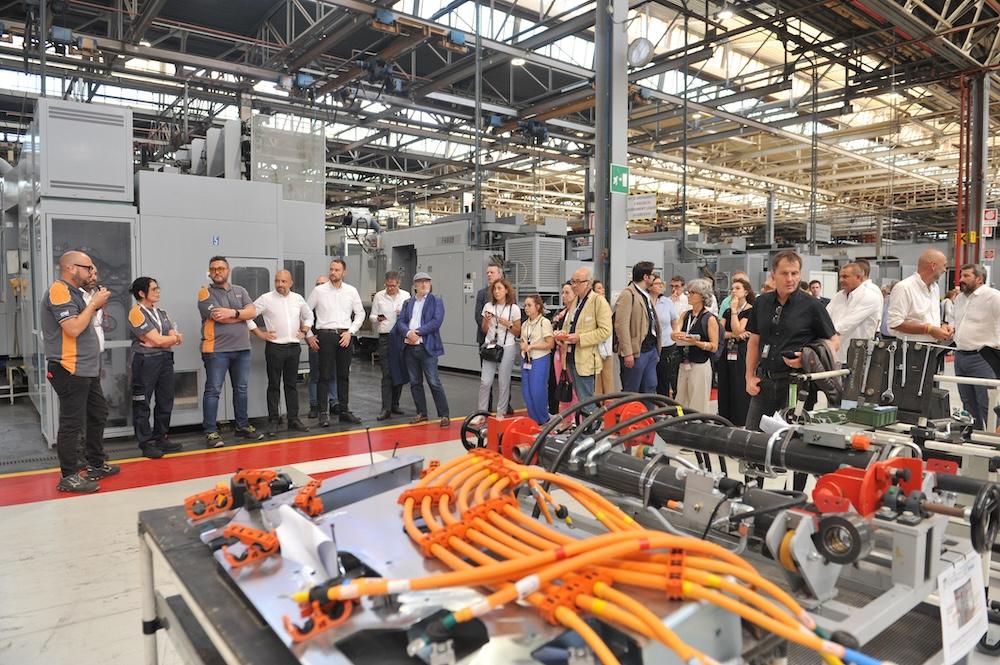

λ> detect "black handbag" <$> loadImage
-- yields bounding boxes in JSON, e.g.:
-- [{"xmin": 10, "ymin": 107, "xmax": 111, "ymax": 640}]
[
  {"xmin": 479, "ymin": 304, "xmax": 511, "ymax": 363},
  {"xmin": 557, "ymin": 368, "xmax": 574, "ymax": 402}
]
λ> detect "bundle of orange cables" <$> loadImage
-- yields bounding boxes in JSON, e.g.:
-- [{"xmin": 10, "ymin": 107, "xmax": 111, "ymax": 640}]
[{"xmin": 290, "ymin": 449, "xmax": 883, "ymax": 665}]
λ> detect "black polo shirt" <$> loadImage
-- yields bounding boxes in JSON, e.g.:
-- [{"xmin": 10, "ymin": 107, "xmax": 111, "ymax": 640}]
[{"xmin": 746, "ymin": 289, "xmax": 836, "ymax": 375}]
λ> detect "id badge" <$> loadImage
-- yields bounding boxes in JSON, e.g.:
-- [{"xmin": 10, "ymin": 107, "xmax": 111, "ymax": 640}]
[
  {"xmin": 727, "ymin": 351, "xmax": 738, "ymax": 362},
  {"xmin": 762, "ymin": 344, "xmax": 771, "ymax": 359},
  {"xmin": 726, "ymin": 339, "xmax": 738, "ymax": 362},
  {"xmin": 523, "ymin": 359, "xmax": 532, "ymax": 370}
]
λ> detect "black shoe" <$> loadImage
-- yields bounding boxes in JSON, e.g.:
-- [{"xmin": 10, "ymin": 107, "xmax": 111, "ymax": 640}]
[
  {"xmin": 391, "ymin": 406, "xmax": 404, "ymax": 415},
  {"xmin": 411, "ymin": 414, "xmax": 428, "ymax": 424},
  {"xmin": 266, "ymin": 420, "xmax": 279, "ymax": 437},
  {"xmin": 140, "ymin": 444, "xmax": 164, "ymax": 459},
  {"xmin": 506, "ymin": 406, "xmax": 515, "ymax": 416},
  {"xmin": 288, "ymin": 419, "xmax": 310, "ymax": 432},
  {"xmin": 307, "ymin": 406, "xmax": 318, "ymax": 419},
  {"xmin": 235, "ymin": 425, "xmax": 265, "ymax": 441},
  {"xmin": 377, "ymin": 410, "xmax": 392, "ymax": 421},
  {"xmin": 318, "ymin": 413, "xmax": 331, "ymax": 427},
  {"xmin": 205, "ymin": 432, "xmax": 225, "ymax": 448},
  {"xmin": 439, "ymin": 417, "xmax": 451, "ymax": 428},
  {"xmin": 57, "ymin": 474, "xmax": 99, "ymax": 493},
  {"xmin": 339, "ymin": 411, "xmax": 362, "ymax": 425},
  {"xmin": 330, "ymin": 402, "xmax": 341, "ymax": 415},
  {"xmin": 158, "ymin": 437, "xmax": 182, "ymax": 453},
  {"xmin": 85, "ymin": 463, "xmax": 121, "ymax": 481}
]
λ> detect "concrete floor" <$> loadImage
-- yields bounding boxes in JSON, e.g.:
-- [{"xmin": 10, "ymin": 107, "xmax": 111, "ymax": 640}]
[{"xmin": 0, "ymin": 362, "xmax": 524, "ymax": 474}]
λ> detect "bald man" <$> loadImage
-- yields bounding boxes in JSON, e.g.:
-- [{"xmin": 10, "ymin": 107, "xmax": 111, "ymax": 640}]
[
  {"xmin": 252, "ymin": 270, "xmax": 315, "ymax": 435},
  {"xmin": 42, "ymin": 251, "xmax": 119, "ymax": 493},
  {"xmin": 887, "ymin": 249, "xmax": 953, "ymax": 344}
]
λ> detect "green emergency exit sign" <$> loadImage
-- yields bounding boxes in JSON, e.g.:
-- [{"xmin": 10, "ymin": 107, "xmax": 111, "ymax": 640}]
[{"xmin": 610, "ymin": 163, "xmax": 629, "ymax": 194}]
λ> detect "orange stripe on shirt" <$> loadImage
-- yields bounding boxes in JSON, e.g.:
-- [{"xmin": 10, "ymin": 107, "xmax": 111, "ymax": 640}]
[
  {"xmin": 202, "ymin": 319, "xmax": 215, "ymax": 353},
  {"xmin": 61, "ymin": 330, "xmax": 77, "ymax": 374}
]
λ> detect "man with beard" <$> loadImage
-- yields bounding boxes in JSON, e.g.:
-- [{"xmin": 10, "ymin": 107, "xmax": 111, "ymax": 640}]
[{"xmin": 952, "ymin": 263, "xmax": 1000, "ymax": 429}]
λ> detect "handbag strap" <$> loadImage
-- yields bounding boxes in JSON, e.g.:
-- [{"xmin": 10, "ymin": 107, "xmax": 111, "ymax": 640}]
[{"xmin": 493, "ymin": 303, "xmax": 512, "ymax": 345}]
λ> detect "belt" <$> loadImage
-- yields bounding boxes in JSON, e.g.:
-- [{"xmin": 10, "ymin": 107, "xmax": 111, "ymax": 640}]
[
  {"xmin": 318, "ymin": 328, "xmax": 347, "ymax": 334},
  {"xmin": 757, "ymin": 368, "xmax": 791, "ymax": 381},
  {"xmin": 266, "ymin": 341, "xmax": 301, "ymax": 347},
  {"xmin": 955, "ymin": 349, "xmax": 980, "ymax": 355}
]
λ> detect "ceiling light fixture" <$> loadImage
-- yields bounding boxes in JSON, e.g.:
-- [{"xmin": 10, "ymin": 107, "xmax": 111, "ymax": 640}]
[
  {"xmin": 511, "ymin": 57, "xmax": 526, "ymax": 66},
  {"xmin": 717, "ymin": 3, "xmax": 734, "ymax": 20}
]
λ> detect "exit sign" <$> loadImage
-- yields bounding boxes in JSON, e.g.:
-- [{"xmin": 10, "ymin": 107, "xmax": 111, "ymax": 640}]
[{"xmin": 610, "ymin": 163, "xmax": 629, "ymax": 194}]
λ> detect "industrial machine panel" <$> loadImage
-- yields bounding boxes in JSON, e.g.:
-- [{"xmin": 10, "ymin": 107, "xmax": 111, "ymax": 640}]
[{"xmin": 37, "ymin": 99, "xmax": 134, "ymax": 202}]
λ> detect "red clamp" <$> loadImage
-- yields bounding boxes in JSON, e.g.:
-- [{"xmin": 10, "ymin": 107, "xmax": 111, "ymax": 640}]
[
  {"xmin": 397, "ymin": 486, "xmax": 455, "ymax": 506},
  {"xmin": 419, "ymin": 460, "xmax": 441, "ymax": 479},
  {"xmin": 221, "ymin": 524, "xmax": 280, "ymax": 569},
  {"xmin": 460, "ymin": 495, "xmax": 518, "ymax": 522},
  {"xmin": 294, "ymin": 479, "xmax": 324, "ymax": 517},
  {"xmin": 184, "ymin": 483, "xmax": 234, "ymax": 522},
  {"xmin": 283, "ymin": 599, "xmax": 353, "ymax": 643},
  {"xmin": 813, "ymin": 457, "xmax": 923, "ymax": 516},
  {"xmin": 234, "ymin": 469, "xmax": 280, "ymax": 502},
  {"xmin": 419, "ymin": 521, "xmax": 473, "ymax": 557},
  {"xmin": 538, "ymin": 569, "xmax": 613, "ymax": 625}
]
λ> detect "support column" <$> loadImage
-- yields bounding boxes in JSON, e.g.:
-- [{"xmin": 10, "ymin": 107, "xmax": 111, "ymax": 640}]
[
  {"xmin": 593, "ymin": 0, "xmax": 628, "ymax": 291},
  {"xmin": 967, "ymin": 73, "xmax": 989, "ymax": 263},
  {"xmin": 765, "ymin": 190, "xmax": 775, "ymax": 246}
]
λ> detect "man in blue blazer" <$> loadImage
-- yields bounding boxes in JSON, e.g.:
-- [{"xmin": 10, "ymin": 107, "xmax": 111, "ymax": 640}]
[{"xmin": 393, "ymin": 272, "xmax": 450, "ymax": 427}]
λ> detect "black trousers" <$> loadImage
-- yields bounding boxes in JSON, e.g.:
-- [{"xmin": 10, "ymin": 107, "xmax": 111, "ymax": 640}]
[
  {"xmin": 746, "ymin": 374, "xmax": 806, "ymax": 490},
  {"xmin": 317, "ymin": 330, "xmax": 352, "ymax": 414},
  {"xmin": 131, "ymin": 352, "xmax": 174, "ymax": 447},
  {"xmin": 48, "ymin": 361, "xmax": 108, "ymax": 477},
  {"xmin": 265, "ymin": 342, "xmax": 301, "ymax": 420},
  {"xmin": 657, "ymin": 345, "xmax": 682, "ymax": 397},
  {"xmin": 378, "ymin": 335, "xmax": 402, "ymax": 411}
]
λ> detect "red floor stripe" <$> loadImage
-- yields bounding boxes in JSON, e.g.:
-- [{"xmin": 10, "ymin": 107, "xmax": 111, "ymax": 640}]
[{"xmin": 0, "ymin": 422, "xmax": 462, "ymax": 508}]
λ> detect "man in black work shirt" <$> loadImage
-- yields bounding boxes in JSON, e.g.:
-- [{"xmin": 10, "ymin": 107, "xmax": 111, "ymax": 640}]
[{"xmin": 745, "ymin": 250, "xmax": 838, "ymax": 431}]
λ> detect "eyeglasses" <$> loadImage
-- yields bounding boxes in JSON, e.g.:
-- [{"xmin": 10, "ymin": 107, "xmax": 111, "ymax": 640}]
[
  {"xmin": 208, "ymin": 266, "xmax": 227, "ymax": 273},
  {"xmin": 149, "ymin": 286, "xmax": 161, "ymax": 292},
  {"xmin": 670, "ymin": 283, "xmax": 682, "ymax": 289},
  {"xmin": 73, "ymin": 263, "xmax": 96, "ymax": 272},
  {"xmin": 571, "ymin": 279, "xmax": 590, "ymax": 285},
  {"xmin": 772, "ymin": 304, "xmax": 784, "ymax": 329}
]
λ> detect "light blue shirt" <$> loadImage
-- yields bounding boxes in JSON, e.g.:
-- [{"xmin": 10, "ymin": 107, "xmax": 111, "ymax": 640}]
[
  {"xmin": 654, "ymin": 297, "xmax": 679, "ymax": 348},
  {"xmin": 409, "ymin": 295, "xmax": 426, "ymax": 343}
]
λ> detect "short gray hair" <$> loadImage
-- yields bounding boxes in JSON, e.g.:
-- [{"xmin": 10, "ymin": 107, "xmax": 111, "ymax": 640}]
[{"xmin": 686, "ymin": 278, "xmax": 713, "ymax": 300}]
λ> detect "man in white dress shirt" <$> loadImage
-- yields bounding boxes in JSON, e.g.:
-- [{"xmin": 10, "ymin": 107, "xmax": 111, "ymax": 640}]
[
  {"xmin": 370, "ymin": 271, "xmax": 410, "ymax": 420},
  {"xmin": 826, "ymin": 263, "xmax": 883, "ymax": 365},
  {"xmin": 887, "ymin": 249, "xmax": 952, "ymax": 344},
  {"xmin": 252, "ymin": 270, "xmax": 314, "ymax": 436},
  {"xmin": 306, "ymin": 259, "xmax": 366, "ymax": 426},
  {"xmin": 953, "ymin": 264, "xmax": 1000, "ymax": 429}
]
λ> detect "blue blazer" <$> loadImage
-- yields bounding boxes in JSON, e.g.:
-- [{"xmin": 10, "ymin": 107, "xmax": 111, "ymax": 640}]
[{"xmin": 393, "ymin": 293, "xmax": 446, "ymax": 358}]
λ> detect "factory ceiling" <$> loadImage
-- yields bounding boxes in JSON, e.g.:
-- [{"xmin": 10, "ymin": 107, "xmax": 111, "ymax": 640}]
[{"xmin": 0, "ymin": 0, "xmax": 995, "ymax": 242}]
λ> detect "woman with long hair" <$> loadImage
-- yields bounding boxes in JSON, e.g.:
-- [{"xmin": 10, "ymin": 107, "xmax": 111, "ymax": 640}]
[
  {"xmin": 717, "ymin": 277, "xmax": 755, "ymax": 426},
  {"xmin": 479, "ymin": 278, "xmax": 521, "ymax": 415},
  {"xmin": 519, "ymin": 294, "xmax": 555, "ymax": 424}
]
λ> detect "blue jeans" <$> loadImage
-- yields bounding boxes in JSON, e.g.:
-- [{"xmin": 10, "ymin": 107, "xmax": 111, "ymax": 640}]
[
  {"xmin": 405, "ymin": 345, "xmax": 449, "ymax": 418},
  {"xmin": 620, "ymin": 347, "xmax": 659, "ymax": 393},
  {"xmin": 521, "ymin": 353, "xmax": 551, "ymax": 425},
  {"xmin": 202, "ymin": 350, "xmax": 251, "ymax": 432},
  {"xmin": 568, "ymin": 360, "xmax": 596, "ymax": 415},
  {"xmin": 307, "ymin": 349, "xmax": 337, "ymax": 407},
  {"xmin": 954, "ymin": 351, "xmax": 996, "ymax": 429}
]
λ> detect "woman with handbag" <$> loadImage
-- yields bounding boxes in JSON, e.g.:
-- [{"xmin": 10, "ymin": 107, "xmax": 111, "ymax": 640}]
[
  {"xmin": 592, "ymin": 280, "xmax": 616, "ymax": 395},
  {"xmin": 478, "ymin": 278, "xmax": 521, "ymax": 416},
  {"xmin": 519, "ymin": 294, "xmax": 555, "ymax": 425},
  {"xmin": 550, "ymin": 282, "xmax": 577, "ymax": 411}
]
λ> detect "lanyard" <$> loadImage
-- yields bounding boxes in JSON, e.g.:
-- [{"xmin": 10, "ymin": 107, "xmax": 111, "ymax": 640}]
[
  {"xmin": 524, "ymin": 316, "xmax": 543, "ymax": 344},
  {"xmin": 492, "ymin": 303, "xmax": 511, "ymax": 343},
  {"xmin": 141, "ymin": 305, "xmax": 162, "ymax": 332},
  {"xmin": 685, "ymin": 309, "xmax": 702, "ymax": 334}
]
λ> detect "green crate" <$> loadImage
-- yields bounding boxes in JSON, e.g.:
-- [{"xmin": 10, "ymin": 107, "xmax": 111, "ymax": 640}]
[
  {"xmin": 849, "ymin": 405, "xmax": 898, "ymax": 427},
  {"xmin": 807, "ymin": 408, "xmax": 851, "ymax": 424}
]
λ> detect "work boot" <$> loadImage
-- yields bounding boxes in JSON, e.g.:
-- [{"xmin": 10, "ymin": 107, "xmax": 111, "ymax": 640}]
[
  {"xmin": 158, "ymin": 437, "xmax": 182, "ymax": 453},
  {"xmin": 288, "ymin": 418, "xmax": 310, "ymax": 432},
  {"xmin": 85, "ymin": 463, "xmax": 121, "ymax": 481},
  {"xmin": 57, "ymin": 474, "xmax": 99, "ymax": 493},
  {"xmin": 235, "ymin": 424, "xmax": 265, "ymax": 441},
  {"xmin": 140, "ymin": 444, "xmax": 164, "ymax": 459},
  {"xmin": 339, "ymin": 411, "xmax": 362, "ymax": 425}
]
